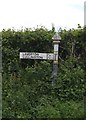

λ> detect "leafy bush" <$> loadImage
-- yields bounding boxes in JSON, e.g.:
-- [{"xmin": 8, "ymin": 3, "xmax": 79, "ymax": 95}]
[
  {"xmin": 2, "ymin": 26, "xmax": 85, "ymax": 118},
  {"xmin": 35, "ymin": 97, "xmax": 84, "ymax": 118}
]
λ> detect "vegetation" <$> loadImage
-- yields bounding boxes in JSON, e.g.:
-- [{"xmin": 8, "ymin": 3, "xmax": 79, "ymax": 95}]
[{"xmin": 1, "ymin": 25, "xmax": 85, "ymax": 118}]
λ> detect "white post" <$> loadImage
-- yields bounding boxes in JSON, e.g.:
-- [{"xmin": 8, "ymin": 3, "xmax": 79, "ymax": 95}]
[{"xmin": 51, "ymin": 33, "xmax": 61, "ymax": 85}]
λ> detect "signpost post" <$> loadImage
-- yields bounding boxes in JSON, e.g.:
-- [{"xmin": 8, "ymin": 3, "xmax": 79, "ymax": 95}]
[
  {"xmin": 20, "ymin": 33, "xmax": 61, "ymax": 85},
  {"xmin": 51, "ymin": 33, "xmax": 61, "ymax": 85}
]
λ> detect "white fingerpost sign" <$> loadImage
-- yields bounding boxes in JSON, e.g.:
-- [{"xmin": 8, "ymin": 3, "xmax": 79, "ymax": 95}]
[
  {"xmin": 20, "ymin": 52, "xmax": 54, "ymax": 60},
  {"xmin": 19, "ymin": 33, "xmax": 61, "ymax": 85}
]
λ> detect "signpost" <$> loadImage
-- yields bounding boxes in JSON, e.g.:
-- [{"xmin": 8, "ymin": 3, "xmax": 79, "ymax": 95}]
[{"xmin": 20, "ymin": 33, "xmax": 61, "ymax": 85}]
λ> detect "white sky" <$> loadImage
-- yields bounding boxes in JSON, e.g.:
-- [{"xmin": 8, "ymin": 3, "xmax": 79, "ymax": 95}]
[{"xmin": 0, "ymin": 0, "xmax": 85, "ymax": 31}]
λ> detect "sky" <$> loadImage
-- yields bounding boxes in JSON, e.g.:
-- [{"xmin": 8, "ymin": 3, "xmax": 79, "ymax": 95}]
[{"xmin": 0, "ymin": 0, "xmax": 85, "ymax": 31}]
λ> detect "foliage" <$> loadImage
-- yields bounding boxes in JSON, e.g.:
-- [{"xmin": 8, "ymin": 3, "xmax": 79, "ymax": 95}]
[
  {"xmin": 2, "ymin": 25, "xmax": 85, "ymax": 118},
  {"xmin": 36, "ymin": 97, "xmax": 84, "ymax": 118}
]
